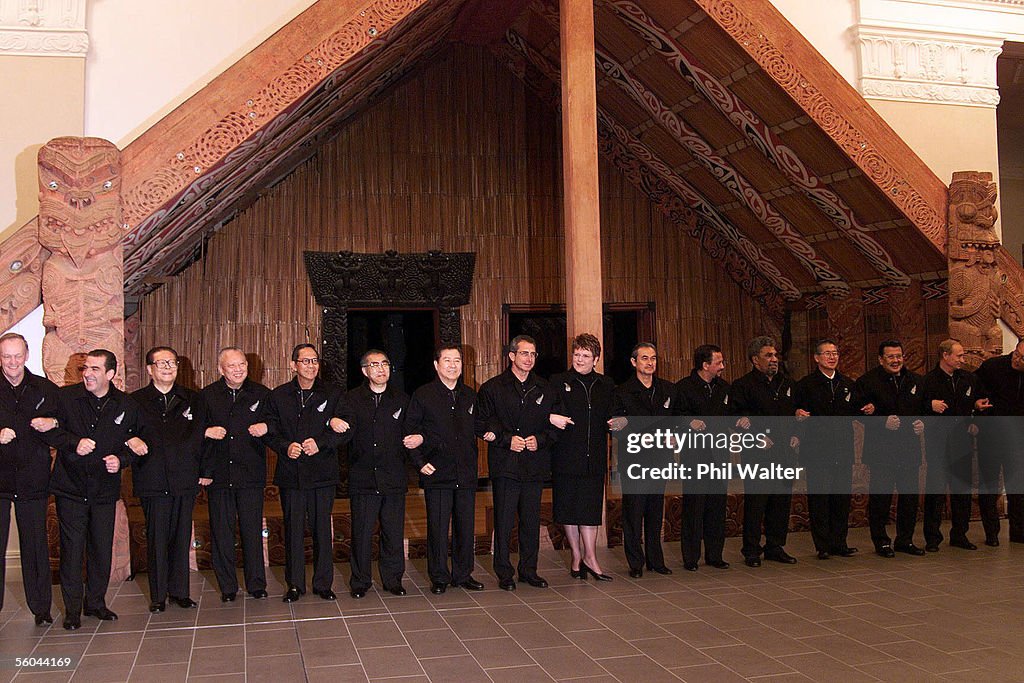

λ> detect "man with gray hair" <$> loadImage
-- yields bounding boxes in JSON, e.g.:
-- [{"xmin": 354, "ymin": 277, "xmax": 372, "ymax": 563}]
[
  {"xmin": 731, "ymin": 336, "xmax": 799, "ymax": 567},
  {"xmin": 200, "ymin": 347, "xmax": 271, "ymax": 602}
]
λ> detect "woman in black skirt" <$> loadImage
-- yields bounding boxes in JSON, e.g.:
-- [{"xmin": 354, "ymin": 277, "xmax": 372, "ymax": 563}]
[{"xmin": 550, "ymin": 334, "xmax": 625, "ymax": 581}]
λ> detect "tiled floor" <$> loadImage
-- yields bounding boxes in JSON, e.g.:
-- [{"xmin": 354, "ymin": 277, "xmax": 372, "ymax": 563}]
[{"xmin": 2, "ymin": 525, "xmax": 1023, "ymax": 682}]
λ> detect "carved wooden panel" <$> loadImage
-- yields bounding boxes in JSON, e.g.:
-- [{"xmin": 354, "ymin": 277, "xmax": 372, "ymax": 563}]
[
  {"xmin": 826, "ymin": 288, "xmax": 867, "ymax": 377},
  {"xmin": 0, "ymin": 222, "xmax": 46, "ymax": 330}
]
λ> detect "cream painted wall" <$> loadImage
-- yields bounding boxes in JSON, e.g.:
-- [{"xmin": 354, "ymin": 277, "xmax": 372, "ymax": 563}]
[
  {"xmin": 769, "ymin": 0, "xmax": 860, "ymax": 87},
  {"xmin": 0, "ymin": 55, "xmax": 84, "ymax": 242},
  {"xmin": 84, "ymin": 0, "xmax": 317, "ymax": 146}
]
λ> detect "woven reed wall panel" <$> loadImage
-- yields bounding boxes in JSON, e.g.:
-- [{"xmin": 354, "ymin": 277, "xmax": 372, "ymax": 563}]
[{"xmin": 138, "ymin": 45, "xmax": 771, "ymax": 389}]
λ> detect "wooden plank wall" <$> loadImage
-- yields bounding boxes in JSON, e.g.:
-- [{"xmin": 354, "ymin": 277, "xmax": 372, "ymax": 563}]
[{"xmin": 138, "ymin": 44, "xmax": 772, "ymax": 390}]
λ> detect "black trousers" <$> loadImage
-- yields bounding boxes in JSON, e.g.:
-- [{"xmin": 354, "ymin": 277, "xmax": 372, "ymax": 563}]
[
  {"xmin": 805, "ymin": 457, "xmax": 853, "ymax": 552},
  {"xmin": 682, "ymin": 491, "xmax": 727, "ymax": 565},
  {"xmin": 424, "ymin": 486, "xmax": 476, "ymax": 585},
  {"xmin": 280, "ymin": 486, "xmax": 335, "ymax": 594},
  {"xmin": 491, "ymin": 477, "xmax": 542, "ymax": 582},
  {"xmin": 868, "ymin": 461, "xmax": 920, "ymax": 548},
  {"xmin": 140, "ymin": 495, "xmax": 196, "ymax": 602},
  {"xmin": 349, "ymin": 492, "xmax": 405, "ymax": 592},
  {"xmin": 0, "ymin": 497, "xmax": 51, "ymax": 616},
  {"xmin": 978, "ymin": 445, "xmax": 1023, "ymax": 542},
  {"xmin": 622, "ymin": 492, "xmax": 666, "ymax": 570},
  {"xmin": 207, "ymin": 487, "xmax": 266, "ymax": 595},
  {"xmin": 925, "ymin": 436, "xmax": 970, "ymax": 548},
  {"xmin": 56, "ymin": 497, "xmax": 115, "ymax": 617}
]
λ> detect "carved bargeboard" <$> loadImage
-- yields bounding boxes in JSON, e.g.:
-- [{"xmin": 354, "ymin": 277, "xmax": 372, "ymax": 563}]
[{"xmin": 37, "ymin": 137, "xmax": 125, "ymax": 385}]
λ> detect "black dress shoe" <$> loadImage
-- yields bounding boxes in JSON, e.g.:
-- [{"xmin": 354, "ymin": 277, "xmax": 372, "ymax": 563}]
[
  {"xmin": 34, "ymin": 612, "xmax": 53, "ymax": 626},
  {"xmin": 985, "ymin": 537, "xmax": 1000, "ymax": 547},
  {"xmin": 765, "ymin": 551, "xmax": 797, "ymax": 564},
  {"xmin": 282, "ymin": 587, "xmax": 302, "ymax": 602},
  {"xmin": 649, "ymin": 566, "xmax": 673, "ymax": 575},
  {"xmin": 683, "ymin": 562, "xmax": 698, "ymax": 572},
  {"xmin": 149, "ymin": 600, "xmax": 166, "ymax": 613},
  {"xmin": 628, "ymin": 568, "xmax": 643, "ymax": 579},
  {"xmin": 580, "ymin": 563, "xmax": 611, "ymax": 582},
  {"xmin": 249, "ymin": 589, "xmax": 268, "ymax": 599},
  {"xmin": 316, "ymin": 589, "xmax": 336, "ymax": 600},
  {"xmin": 385, "ymin": 585, "xmax": 407, "ymax": 596},
  {"xmin": 83, "ymin": 607, "xmax": 118, "ymax": 621},
  {"xmin": 523, "ymin": 574, "xmax": 551, "ymax": 587},
  {"xmin": 170, "ymin": 596, "xmax": 197, "ymax": 609},
  {"xmin": 831, "ymin": 547, "xmax": 858, "ymax": 557},
  {"xmin": 744, "ymin": 557, "xmax": 762, "ymax": 567},
  {"xmin": 894, "ymin": 543, "xmax": 926, "ymax": 556},
  {"xmin": 817, "ymin": 551, "xmax": 831, "ymax": 560},
  {"xmin": 950, "ymin": 538, "xmax": 978, "ymax": 550},
  {"xmin": 455, "ymin": 577, "xmax": 484, "ymax": 591},
  {"xmin": 221, "ymin": 592, "xmax": 236, "ymax": 603},
  {"xmin": 350, "ymin": 589, "xmax": 367, "ymax": 599},
  {"xmin": 62, "ymin": 616, "xmax": 81, "ymax": 630},
  {"xmin": 876, "ymin": 545, "xmax": 896, "ymax": 558},
  {"xmin": 499, "ymin": 578, "xmax": 516, "ymax": 591},
  {"xmin": 706, "ymin": 559, "xmax": 730, "ymax": 569},
  {"xmin": 431, "ymin": 582, "xmax": 447, "ymax": 594}
]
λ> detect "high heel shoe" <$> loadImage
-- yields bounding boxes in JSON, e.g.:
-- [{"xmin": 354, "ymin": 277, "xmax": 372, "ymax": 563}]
[
  {"xmin": 580, "ymin": 561, "xmax": 613, "ymax": 582},
  {"xmin": 570, "ymin": 566, "xmax": 586, "ymax": 579}
]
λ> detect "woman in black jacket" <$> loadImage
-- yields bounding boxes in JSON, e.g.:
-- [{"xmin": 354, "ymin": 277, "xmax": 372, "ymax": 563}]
[{"xmin": 550, "ymin": 334, "xmax": 625, "ymax": 581}]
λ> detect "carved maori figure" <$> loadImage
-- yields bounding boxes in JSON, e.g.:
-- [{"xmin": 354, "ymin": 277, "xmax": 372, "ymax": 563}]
[
  {"xmin": 37, "ymin": 137, "xmax": 125, "ymax": 385},
  {"xmin": 947, "ymin": 171, "xmax": 1001, "ymax": 369}
]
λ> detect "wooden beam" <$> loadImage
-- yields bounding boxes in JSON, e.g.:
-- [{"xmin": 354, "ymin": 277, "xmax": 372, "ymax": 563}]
[{"xmin": 560, "ymin": 0, "xmax": 604, "ymax": 367}]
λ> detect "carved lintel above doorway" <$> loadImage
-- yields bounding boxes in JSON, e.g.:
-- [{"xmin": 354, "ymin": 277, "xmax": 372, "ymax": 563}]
[{"xmin": 303, "ymin": 249, "xmax": 475, "ymax": 386}]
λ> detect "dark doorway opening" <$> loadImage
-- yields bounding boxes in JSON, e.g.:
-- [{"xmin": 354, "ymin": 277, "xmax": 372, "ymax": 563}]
[
  {"xmin": 346, "ymin": 309, "xmax": 438, "ymax": 393},
  {"xmin": 503, "ymin": 303, "xmax": 655, "ymax": 384}
]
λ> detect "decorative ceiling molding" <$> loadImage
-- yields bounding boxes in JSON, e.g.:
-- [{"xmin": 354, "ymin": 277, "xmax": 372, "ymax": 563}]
[
  {"xmin": 857, "ymin": 24, "xmax": 1003, "ymax": 107},
  {"xmin": 0, "ymin": 0, "xmax": 87, "ymax": 56}
]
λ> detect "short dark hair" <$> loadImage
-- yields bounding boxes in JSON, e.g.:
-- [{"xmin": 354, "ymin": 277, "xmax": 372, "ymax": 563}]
[
  {"xmin": 145, "ymin": 346, "xmax": 178, "ymax": 365},
  {"xmin": 435, "ymin": 343, "xmax": 462, "ymax": 362},
  {"xmin": 693, "ymin": 344, "xmax": 722, "ymax": 371},
  {"xmin": 813, "ymin": 338, "xmax": 838, "ymax": 355},
  {"xmin": 291, "ymin": 343, "xmax": 317, "ymax": 362},
  {"xmin": 747, "ymin": 336, "xmax": 777, "ymax": 363},
  {"xmin": 571, "ymin": 333, "xmax": 601, "ymax": 358},
  {"xmin": 631, "ymin": 342, "xmax": 656, "ymax": 360},
  {"xmin": 360, "ymin": 349, "xmax": 388, "ymax": 367},
  {"xmin": 508, "ymin": 335, "xmax": 536, "ymax": 356},
  {"xmin": 878, "ymin": 340, "xmax": 902, "ymax": 357},
  {"xmin": 86, "ymin": 349, "xmax": 117, "ymax": 373}
]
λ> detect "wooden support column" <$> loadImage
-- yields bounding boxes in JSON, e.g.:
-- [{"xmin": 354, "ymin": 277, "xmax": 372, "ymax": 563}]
[{"xmin": 560, "ymin": 0, "xmax": 604, "ymax": 368}]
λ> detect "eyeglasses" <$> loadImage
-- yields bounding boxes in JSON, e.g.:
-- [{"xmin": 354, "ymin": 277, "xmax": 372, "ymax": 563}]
[
  {"xmin": 297, "ymin": 358, "xmax": 320, "ymax": 366},
  {"xmin": 515, "ymin": 351, "xmax": 538, "ymax": 358},
  {"xmin": 882, "ymin": 354, "xmax": 903, "ymax": 361},
  {"xmin": 817, "ymin": 351, "xmax": 839, "ymax": 358},
  {"xmin": 363, "ymin": 360, "xmax": 390, "ymax": 369},
  {"xmin": 150, "ymin": 359, "xmax": 178, "ymax": 369}
]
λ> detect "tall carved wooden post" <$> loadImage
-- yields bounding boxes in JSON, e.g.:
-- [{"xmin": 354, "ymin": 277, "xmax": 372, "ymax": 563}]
[
  {"xmin": 947, "ymin": 171, "xmax": 1001, "ymax": 370},
  {"xmin": 560, "ymin": 0, "xmax": 604, "ymax": 367},
  {"xmin": 37, "ymin": 136, "xmax": 131, "ymax": 582}
]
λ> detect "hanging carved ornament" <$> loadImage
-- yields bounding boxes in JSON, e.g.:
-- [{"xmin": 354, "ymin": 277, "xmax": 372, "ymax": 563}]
[
  {"xmin": 947, "ymin": 171, "xmax": 1001, "ymax": 370},
  {"xmin": 37, "ymin": 137, "xmax": 125, "ymax": 386}
]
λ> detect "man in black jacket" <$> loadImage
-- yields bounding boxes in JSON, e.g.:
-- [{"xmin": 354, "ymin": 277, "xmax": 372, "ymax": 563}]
[
  {"xmin": 920, "ymin": 339, "xmax": 990, "ymax": 552},
  {"xmin": 265, "ymin": 344, "xmax": 345, "ymax": 603},
  {"xmin": 675, "ymin": 344, "xmax": 733, "ymax": 571},
  {"xmin": 200, "ymin": 347, "xmax": 271, "ymax": 602},
  {"xmin": 475, "ymin": 335, "xmax": 558, "ymax": 591},
  {"xmin": 339, "ymin": 349, "xmax": 413, "ymax": 599},
  {"xmin": 855, "ymin": 340, "xmax": 926, "ymax": 557},
  {"xmin": 46, "ymin": 349, "xmax": 143, "ymax": 630},
  {"xmin": 795, "ymin": 339, "xmax": 870, "ymax": 560},
  {"xmin": 0, "ymin": 333, "xmax": 60, "ymax": 625},
  {"xmin": 975, "ymin": 339, "xmax": 1024, "ymax": 544},
  {"xmin": 405, "ymin": 344, "xmax": 482, "ymax": 594},
  {"xmin": 617, "ymin": 342, "xmax": 674, "ymax": 578},
  {"xmin": 731, "ymin": 336, "xmax": 799, "ymax": 567},
  {"xmin": 131, "ymin": 346, "xmax": 207, "ymax": 613}
]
